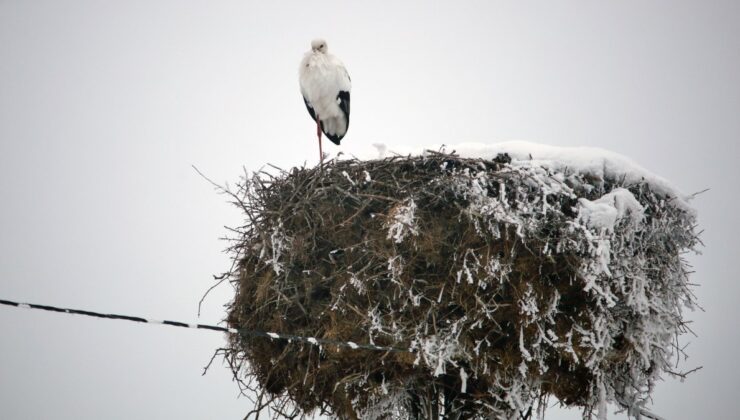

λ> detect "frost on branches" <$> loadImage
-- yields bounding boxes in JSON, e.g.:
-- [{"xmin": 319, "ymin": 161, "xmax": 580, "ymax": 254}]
[{"xmin": 224, "ymin": 145, "xmax": 699, "ymax": 419}]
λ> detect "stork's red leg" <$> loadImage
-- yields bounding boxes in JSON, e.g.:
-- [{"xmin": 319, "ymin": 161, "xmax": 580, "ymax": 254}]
[{"xmin": 316, "ymin": 115, "xmax": 323, "ymax": 164}]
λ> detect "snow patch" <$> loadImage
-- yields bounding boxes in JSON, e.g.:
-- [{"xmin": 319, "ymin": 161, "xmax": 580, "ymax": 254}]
[
  {"xmin": 367, "ymin": 141, "xmax": 692, "ymax": 212},
  {"xmin": 386, "ymin": 199, "xmax": 419, "ymax": 243},
  {"xmin": 578, "ymin": 188, "xmax": 644, "ymax": 233}
]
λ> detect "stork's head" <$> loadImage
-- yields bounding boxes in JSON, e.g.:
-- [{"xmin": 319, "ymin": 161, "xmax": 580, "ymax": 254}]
[{"xmin": 311, "ymin": 39, "xmax": 328, "ymax": 54}]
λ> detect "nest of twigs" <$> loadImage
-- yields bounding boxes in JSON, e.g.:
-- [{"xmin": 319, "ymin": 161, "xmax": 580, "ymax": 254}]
[{"xmin": 223, "ymin": 151, "xmax": 698, "ymax": 419}]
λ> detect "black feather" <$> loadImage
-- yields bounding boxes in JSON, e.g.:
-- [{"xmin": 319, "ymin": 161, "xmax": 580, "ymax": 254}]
[
  {"xmin": 324, "ymin": 91, "xmax": 350, "ymax": 145},
  {"xmin": 337, "ymin": 90, "xmax": 350, "ymax": 120},
  {"xmin": 323, "ymin": 124, "xmax": 342, "ymax": 145},
  {"xmin": 304, "ymin": 91, "xmax": 351, "ymax": 146},
  {"xmin": 303, "ymin": 97, "xmax": 317, "ymax": 122}
]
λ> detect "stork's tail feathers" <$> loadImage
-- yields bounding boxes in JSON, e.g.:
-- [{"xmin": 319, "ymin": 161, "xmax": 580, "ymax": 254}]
[
  {"xmin": 318, "ymin": 118, "xmax": 348, "ymax": 145},
  {"xmin": 324, "ymin": 132, "xmax": 342, "ymax": 145}
]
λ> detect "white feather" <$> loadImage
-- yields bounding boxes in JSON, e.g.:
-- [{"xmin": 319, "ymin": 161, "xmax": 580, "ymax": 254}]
[{"xmin": 299, "ymin": 40, "xmax": 351, "ymax": 139}]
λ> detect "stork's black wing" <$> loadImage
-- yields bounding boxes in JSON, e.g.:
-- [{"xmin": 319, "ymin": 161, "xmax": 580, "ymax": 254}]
[
  {"xmin": 303, "ymin": 97, "xmax": 317, "ymax": 122},
  {"xmin": 323, "ymin": 91, "xmax": 351, "ymax": 145},
  {"xmin": 304, "ymin": 92, "xmax": 351, "ymax": 145},
  {"xmin": 337, "ymin": 91, "xmax": 350, "ymax": 121}
]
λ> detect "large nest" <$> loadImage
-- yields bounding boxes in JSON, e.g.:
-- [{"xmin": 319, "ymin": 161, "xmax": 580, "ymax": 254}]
[{"xmin": 223, "ymin": 150, "xmax": 698, "ymax": 419}]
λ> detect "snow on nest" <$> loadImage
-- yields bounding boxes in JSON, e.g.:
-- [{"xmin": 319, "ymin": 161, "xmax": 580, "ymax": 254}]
[
  {"xmin": 234, "ymin": 144, "xmax": 700, "ymax": 418},
  {"xmin": 578, "ymin": 188, "xmax": 645, "ymax": 233},
  {"xmin": 366, "ymin": 140, "xmax": 693, "ymax": 212}
]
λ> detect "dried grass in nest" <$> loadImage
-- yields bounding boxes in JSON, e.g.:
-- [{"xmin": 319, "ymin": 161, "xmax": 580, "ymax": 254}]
[{"xmin": 222, "ymin": 151, "xmax": 699, "ymax": 419}]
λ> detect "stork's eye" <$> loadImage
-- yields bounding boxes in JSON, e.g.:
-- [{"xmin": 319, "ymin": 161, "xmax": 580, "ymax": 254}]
[{"xmin": 320, "ymin": 44, "xmax": 324, "ymax": 48}]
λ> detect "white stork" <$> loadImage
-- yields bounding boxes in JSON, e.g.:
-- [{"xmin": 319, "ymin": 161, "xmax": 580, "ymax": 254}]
[{"xmin": 299, "ymin": 39, "xmax": 351, "ymax": 163}]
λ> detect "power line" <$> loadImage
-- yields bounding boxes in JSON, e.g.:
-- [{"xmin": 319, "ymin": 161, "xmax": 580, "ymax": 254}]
[{"xmin": 0, "ymin": 298, "xmax": 411, "ymax": 353}]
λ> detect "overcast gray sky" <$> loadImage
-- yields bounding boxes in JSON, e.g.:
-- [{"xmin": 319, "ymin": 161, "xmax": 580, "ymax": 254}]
[{"xmin": 1, "ymin": 1, "xmax": 738, "ymax": 419}]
